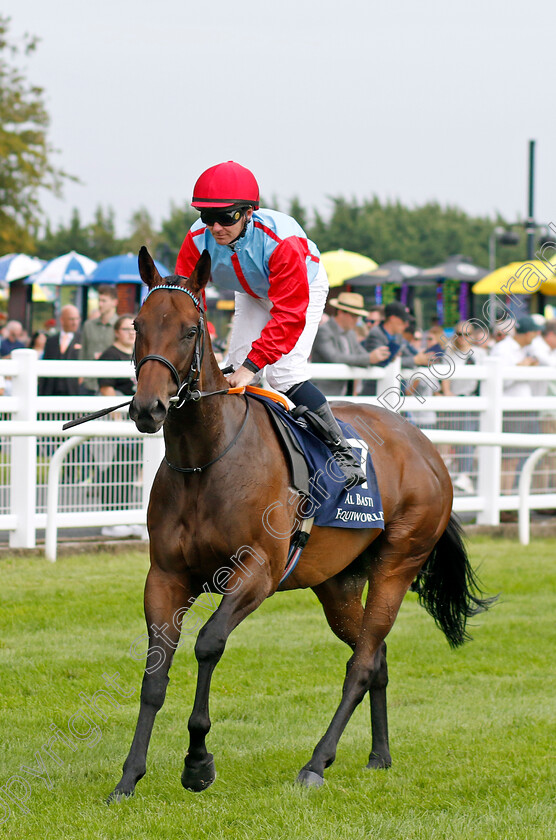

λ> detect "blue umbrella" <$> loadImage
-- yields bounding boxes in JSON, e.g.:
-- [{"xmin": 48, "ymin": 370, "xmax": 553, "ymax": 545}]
[
  {"xmin": 0, "ymin": 253, "xmax": 45, "ymax": 285},
  {"xmin": 87, "ymin": 253, "xmax": 171, "ymax": 284},
  {"xmin": 24, "ymin": 250, "xmax": 97, "ymax": 286}
]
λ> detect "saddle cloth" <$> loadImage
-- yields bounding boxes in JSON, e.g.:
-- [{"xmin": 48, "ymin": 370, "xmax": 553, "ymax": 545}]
[{"xmin": 246, "ymin": 392, "xmax": 384, "ymax": 530}]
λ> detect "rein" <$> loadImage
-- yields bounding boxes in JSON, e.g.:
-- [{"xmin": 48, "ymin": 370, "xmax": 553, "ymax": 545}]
[{"xmin": 164, "ymin": 397, "xmax": 250, "ymax": 474}]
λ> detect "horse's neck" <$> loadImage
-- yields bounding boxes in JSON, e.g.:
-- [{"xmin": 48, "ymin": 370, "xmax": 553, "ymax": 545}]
[{"xmin": 163, "ymin": 352, "xmax": 244, "ymax": 464}]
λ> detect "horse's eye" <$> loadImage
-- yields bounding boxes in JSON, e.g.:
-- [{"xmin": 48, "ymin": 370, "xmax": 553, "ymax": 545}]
[{"xmin": 185, "ymin": 328, "xmax": 197, "ymax": 340}]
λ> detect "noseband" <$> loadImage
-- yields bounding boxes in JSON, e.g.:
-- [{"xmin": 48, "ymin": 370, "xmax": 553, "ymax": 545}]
[{"xmin": 134, "ymin": 284, "xmax": 206, "ymax": 409}]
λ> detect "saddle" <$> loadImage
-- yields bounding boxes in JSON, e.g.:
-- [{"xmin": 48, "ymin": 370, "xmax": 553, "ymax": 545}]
[
  {"xmin": 244, "ymin": 387, "xmax": 385, "ymax": 586},
  {"xmin": 245, "ymin": 386, "xmax": 310, "ymax": 498}
]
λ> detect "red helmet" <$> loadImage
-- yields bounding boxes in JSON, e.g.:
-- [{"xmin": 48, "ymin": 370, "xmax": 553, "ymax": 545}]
[{"xmin": 191, "ymin": 161, "xmax": 260, "ymax": 210}]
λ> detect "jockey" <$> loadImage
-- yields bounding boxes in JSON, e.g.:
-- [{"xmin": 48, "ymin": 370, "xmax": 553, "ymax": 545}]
[{"xmin": 175, "ymin": 160, "xmax": 365, "ymax": 487}]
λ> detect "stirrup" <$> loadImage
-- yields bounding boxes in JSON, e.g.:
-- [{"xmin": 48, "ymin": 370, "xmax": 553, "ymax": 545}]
[{"xmin": 292, "ymin": 404, "xmax": 366, "ymax": 488}]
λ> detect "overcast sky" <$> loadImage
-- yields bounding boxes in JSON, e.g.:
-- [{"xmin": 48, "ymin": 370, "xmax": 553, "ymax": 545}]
[{"xmin": 4, "ymin": 0, "xmax": 556, "ymax": 240}]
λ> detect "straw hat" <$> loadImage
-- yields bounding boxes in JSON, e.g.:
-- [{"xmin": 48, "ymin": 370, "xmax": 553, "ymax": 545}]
[{"xmin": 329, "ymin": 292, "xmax": 369, "ymax": 317}]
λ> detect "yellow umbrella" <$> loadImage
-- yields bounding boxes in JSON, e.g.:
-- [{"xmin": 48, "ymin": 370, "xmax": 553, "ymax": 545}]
[
  {"xmin": 31, "ymin": 283, "xmax": 56, "ymax": 302},
  {"xmin": 320, "ymin": 249, "xmax": 378, "ymax": 288},
  {"xmin": 472, "ymin": 259, "xmax": 556, "ymax": 295}
]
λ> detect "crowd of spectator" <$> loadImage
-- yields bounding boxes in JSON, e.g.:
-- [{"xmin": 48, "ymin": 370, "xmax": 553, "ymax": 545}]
[
  {"xmin": 309, "ymin": 296, "xmax": 556, "ymax": 514},
  {"xmin": 2, "ymin": 292, "xmax": 556, "ymax": 523}
]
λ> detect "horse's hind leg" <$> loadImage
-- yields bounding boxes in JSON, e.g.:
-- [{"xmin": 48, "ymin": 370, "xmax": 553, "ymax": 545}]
[
  {"xmin": 366, "ymin": 641, "xmax": 391, "ymax": 769},
  {"xmin": 313, "ymin": 572, "xmax": 391, "ymax": 778},
  {"xmin": 298, "ymin": 547, "xmax": 418, "ymax": 787},
  {"xmin": 107, "ymin": 567, "xmax": 196, "ymax": 802}
]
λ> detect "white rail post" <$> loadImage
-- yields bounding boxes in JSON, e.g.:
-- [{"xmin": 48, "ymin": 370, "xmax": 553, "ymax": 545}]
[
  {"xmin": 477, "ymin": 358, "xmax": 503, "ymax": 525},
  {"xmin": 10, "ymin": 350, "xmax": 39, "ymax": 547},
  {"xmin": 381, "ymin": 355, "xmax": 402, "ymax": 395},
  {"xmin": 45, "ymin": 435, "xmax": 88, "ymax": 562},
  {"xmin": 518, "ymin": 447, "xmax": 550, "ymax": 546}
]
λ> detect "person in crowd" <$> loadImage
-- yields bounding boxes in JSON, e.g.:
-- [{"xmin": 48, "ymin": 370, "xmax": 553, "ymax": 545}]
[
  {"xmin": 0, "ymin": 320, "xmax": 25, "ymax": 357},
  {"xmin": 311, "ymin": 292, "xmax": 389, "ymax": 396},
  {"xmin": 439, "ymin": 322, "xmax": 481, "ymax": 495},
  {"xmin": 97, "ymin": 314, "xmax": 136, "ymax": 396},
  {"xmin": 365, "ymin": 305, "xmax": 383, "ymax": 329},
  {"xmin": 530, "ymin": 318, "xmax": 556, "ymax": 370},
  {"xmin": 97, "ymin": 314, "xmax": 143, "ymax": 539},
  {"xmin": 39, "ymin": 305, "xmax": 83, "ymax": 396},
  {"xmin": 359, "ymin": 301, "xmax": 411, "ymax": 396},
  {"xmin": 401, "ymin": 317, "xmax": 438, "ymax": 367},
  {"xmin": 489, "ymin": 314, "xmax": 540, "ymax": 509},
  {"xmin": 175, "ymin": 160, "xmax": 366, "ymax": 485},
  {"xmin": 398, "ymin": 324, "xmax": 444, "ymax": 430},
  {"xmin": 30, "ymin": 331, "xmax": 47, "ymax": 358},
  {"xmin": 356, "ymin": 304, "xmax": 383, "ymax": 341},
  {"xmin": 79, "ymin": 285, "xmax": 119, "ymax": 394},
  {"xmin": 489, "ymin": 314, "xmax": 539, "ymax": 390},
  {"xmin": 469, "ymin": 324, "xmax": 491, "ymax": 363},
  {"xmin": 492, "ymin": 327, "xmax": 507, "ymax": 345}
]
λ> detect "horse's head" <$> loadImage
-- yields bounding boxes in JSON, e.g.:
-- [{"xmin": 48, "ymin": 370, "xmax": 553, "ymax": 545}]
[{"xmin": 130, "ymin": 246, "xmax": 211, "ymax": 433}]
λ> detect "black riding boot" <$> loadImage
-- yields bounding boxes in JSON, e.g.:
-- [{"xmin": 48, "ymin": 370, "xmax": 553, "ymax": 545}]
[{"xmin": 308, "ymin": 403, "xmax": 367, "ymax": 488}]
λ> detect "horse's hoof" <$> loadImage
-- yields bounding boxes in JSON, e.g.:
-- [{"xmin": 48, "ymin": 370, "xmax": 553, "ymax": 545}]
[
  {"xmin": 181, "ymin": 754, "xmax": 216, "ymax": 792},
  {"xmin": 106, "ymin": 786, "xmax": 134, "ymax": 804},
  {"xmin": 365, "ymin": 752, "xmax": 392, "ymax": 770},
  {"xmin": 295, "ymin": 769, "xmax": 325, "ymax": 788}
]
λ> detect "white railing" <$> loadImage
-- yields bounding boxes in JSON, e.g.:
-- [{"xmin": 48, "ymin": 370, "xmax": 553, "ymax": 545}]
[{"xmin": 2, "ymin": 350, "xmax": 556, "ymax": 557}]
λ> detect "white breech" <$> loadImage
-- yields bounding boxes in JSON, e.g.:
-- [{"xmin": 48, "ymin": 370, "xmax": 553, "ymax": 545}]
[{"xmin": 225, "ymin": 263, "xmax": 329, "ymax": 392}]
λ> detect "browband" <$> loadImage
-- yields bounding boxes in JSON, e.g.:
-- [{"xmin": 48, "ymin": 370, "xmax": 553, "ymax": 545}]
[{"xmin": 144, "ymin": 284, "xmax": 201, "ymax": 310}]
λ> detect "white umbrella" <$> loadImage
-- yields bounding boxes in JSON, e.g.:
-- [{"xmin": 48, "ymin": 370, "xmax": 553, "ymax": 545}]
[
  {"xmin": 0, "ymin": 253, "xmax": 46, "ymax": 285},
  {"xmin": 26, "ymin": 250, "xmax": 97, "ymax": 286}
]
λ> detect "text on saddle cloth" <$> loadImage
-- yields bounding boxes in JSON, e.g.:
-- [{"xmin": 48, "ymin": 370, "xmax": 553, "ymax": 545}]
[{"xmin": 245, "ymin": 393, "xmax": 384, "ymax": 530}]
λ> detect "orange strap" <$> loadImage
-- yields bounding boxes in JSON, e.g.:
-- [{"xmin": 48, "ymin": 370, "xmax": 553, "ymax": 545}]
[
  {"xmin": 212, "ymin": 385, "xmax": 290, "ymax": 411},
  {"xmin": 245, "ymin": 385, "xmax": 291, "ymax": 411}
]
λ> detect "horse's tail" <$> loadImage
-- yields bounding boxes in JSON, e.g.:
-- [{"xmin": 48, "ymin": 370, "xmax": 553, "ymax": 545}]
[{"xmin": 411, "ymin": 514, "xmax": 497, "ymax": 648}]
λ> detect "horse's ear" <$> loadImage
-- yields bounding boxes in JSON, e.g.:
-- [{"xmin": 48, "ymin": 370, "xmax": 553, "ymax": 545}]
[
  {"xmin": 187, "ymin": 250, "xmax": 212, "ymax": 295},
  {"xmin": 138, "ymin": 246, "xmax": 162, "ymax": 289}
]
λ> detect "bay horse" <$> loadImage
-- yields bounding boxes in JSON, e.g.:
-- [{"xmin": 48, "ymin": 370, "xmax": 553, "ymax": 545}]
[{"xmin": 108, "ymin": 247, "xmax": 493, "ymax": 801}]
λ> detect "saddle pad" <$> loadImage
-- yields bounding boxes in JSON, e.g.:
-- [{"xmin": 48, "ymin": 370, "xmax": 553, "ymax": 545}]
[{"xmin": 246, "ymin": 393, "xmax": 384, "ymax": 530}]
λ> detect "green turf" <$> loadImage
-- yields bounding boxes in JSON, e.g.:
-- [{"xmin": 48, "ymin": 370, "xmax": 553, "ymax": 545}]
[{"xmin": 0, "ymin": 537, "xmax": 554, "ymax": 839}]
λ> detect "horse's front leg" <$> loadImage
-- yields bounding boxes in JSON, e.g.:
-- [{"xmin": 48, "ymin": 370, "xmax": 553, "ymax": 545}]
[
  {"xmin": 108, "ymin": 567, "xmax": 197, "ymax": 802},
  {"xmin": 182, "ymin": 565, "xmax": 272, "ymax": 792}
]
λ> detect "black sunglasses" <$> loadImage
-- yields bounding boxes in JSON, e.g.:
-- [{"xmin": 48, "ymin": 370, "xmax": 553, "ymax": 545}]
[{"xmin": 200, "ymin": 207, "xmax": 245, "ymax": 227}]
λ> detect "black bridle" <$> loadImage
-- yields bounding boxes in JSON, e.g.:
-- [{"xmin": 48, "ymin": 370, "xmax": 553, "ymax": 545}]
[{"xmin": 134, "ymin": 285, "xmax": 206, "ymax": 409}]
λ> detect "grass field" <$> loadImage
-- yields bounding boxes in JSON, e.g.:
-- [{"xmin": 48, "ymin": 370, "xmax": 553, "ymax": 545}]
[{"xmin": 0, "ymin": 536, "xmax": 554, "ymax": 839}]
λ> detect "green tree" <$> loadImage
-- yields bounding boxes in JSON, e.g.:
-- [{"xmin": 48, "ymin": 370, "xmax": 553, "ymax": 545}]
[
  {"xmin": 35, "ymin": 208, "xmax": 89, "ymax": 260},
  {"xmin": 305, "ymin": 195, "xmax": 522, "ymax": 269},
  {"xmin": 87, "ymin": 205, "xmax": 122, "ymax": 261},
  {"xmin": 0, "ymin": 16, "xmax": 74, "ymax": 252},
  {"xmin": 122, "ymin": 207, "xmax": 159, "ymax": 257},
  {"xmin": 158, "ymin": 202, "xmax": 199, "ymax": 268},
  {"xmin": 287, "ymin": 197, "xmax": 308, "ymax": 231}
]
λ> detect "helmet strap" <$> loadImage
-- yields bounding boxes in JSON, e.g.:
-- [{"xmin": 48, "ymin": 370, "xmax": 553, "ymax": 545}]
[{"xmin": 229, "ymin": 210, "xmax": 252, "ymax": 244}]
